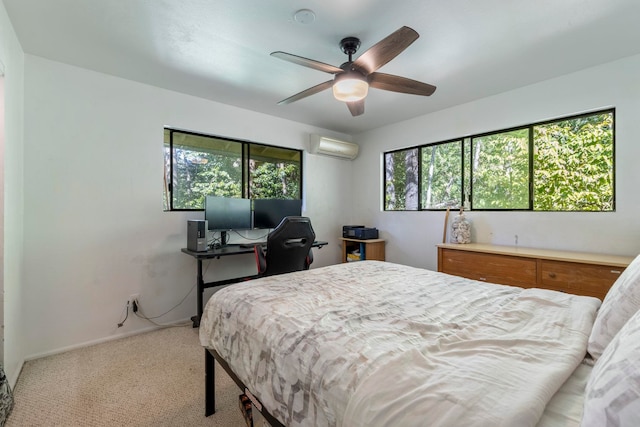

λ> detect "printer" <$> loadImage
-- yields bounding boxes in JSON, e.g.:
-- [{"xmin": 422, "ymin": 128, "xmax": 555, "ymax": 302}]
[
  {"xmin": 343, "ymin": 225, "xmax": 379, "ymax": 240},
  {"xmin": 343, "ymin": 225, "xmax": 364, "ymax": 238}
]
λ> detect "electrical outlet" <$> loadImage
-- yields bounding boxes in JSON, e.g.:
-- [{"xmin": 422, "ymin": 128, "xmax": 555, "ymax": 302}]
[
  {"xmin": 130, "ymin": 293, "xmax": 140, "ymax": 313},
  {"xmin": 129, "ymin": 293, "xmax": 140, "ymax": 305}
]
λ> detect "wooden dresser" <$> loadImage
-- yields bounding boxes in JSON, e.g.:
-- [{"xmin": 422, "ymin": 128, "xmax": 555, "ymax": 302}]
[{"xmin": 437, "ymin": 243, "xmax": 635, "ymax": 300}]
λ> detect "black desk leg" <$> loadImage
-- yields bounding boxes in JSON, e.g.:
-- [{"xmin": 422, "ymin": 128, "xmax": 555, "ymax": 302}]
[
  {"xmin": 205, "ymin": 350, "xmax": 216, "ymax": 416},
  {"xmin": 191, "ymin": 259, "xmax": 204, "ymax": 328}
]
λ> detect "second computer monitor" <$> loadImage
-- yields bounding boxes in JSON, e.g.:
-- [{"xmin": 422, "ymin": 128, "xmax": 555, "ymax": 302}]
[
  {"xmin": 253, "ymin": 198, "xmax": 302, "ymax": 229},
  {"xmin": 204, "ymin": 196, "xmax": 252, "ymax": 231}
]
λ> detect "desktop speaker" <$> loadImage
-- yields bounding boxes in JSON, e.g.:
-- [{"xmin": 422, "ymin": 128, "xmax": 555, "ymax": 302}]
[{"xmin": 187, "ymin": 220, "xmax": 208, "ymax": 252}]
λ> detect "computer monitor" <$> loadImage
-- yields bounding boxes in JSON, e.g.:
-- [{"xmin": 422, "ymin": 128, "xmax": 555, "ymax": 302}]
[
  {"xmin": 204, "ymin": 196, "xmax": 252, "ymax": 231},
  {"xmin": 253, "ymin": 198, "xmax": 303, "ymax": 229}
]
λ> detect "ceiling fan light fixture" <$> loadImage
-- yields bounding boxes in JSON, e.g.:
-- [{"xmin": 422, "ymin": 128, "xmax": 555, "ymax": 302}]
[
  {"xmin": 333, "ymin": 72, "xmax": 369, "ymax": 102},
  {"xmin": 273, "ymin": 27, "xmax": 435, "ymax": 116}
]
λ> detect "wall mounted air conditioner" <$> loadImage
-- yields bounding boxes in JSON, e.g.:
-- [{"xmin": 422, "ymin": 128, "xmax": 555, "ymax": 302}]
[{"xmin": 309, "ymin": 134, "xmax": 359, "ymax": 160}]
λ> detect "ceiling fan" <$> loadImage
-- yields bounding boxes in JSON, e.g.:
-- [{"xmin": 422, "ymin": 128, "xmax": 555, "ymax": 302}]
[{"xmin": 271, "ymin": 26, "xmax": 436, "ymax": 117}]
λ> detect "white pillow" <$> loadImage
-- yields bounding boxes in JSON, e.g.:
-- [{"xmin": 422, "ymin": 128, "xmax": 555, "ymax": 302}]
[
  {"xmin": 581, "ymin": 308, "xmax": 640, "ymax": 427},
  {"xmin": 587, "ymin": 254, "xmax": 640, "ymax": 360}
]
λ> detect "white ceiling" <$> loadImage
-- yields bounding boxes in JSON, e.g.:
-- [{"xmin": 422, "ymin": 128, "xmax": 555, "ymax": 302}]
[{"xmin": 4, "ymin": 0, "xmax": 640, "ymax": 135}]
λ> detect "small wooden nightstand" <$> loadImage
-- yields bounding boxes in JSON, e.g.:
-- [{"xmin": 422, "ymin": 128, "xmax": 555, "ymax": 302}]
[{"xmin": 341, "ymin": 238, "xmax": 386, "ymax": 263}]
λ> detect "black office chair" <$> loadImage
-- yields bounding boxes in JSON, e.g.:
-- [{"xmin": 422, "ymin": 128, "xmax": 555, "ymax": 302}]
[{"xmin": 254, "ymin": 216, "xmax": 315, "ymax": 277}]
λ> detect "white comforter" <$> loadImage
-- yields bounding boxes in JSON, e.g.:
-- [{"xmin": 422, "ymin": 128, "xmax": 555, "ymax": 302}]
[{"xmin": 200, "ymin": 261, "xmax": 600, "ymax": 427}]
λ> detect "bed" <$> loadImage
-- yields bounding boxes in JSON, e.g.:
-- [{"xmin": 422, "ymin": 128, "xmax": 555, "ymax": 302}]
[{"xmin": 199, "ymin": 259, "xmax": 640, "ymax": 427}]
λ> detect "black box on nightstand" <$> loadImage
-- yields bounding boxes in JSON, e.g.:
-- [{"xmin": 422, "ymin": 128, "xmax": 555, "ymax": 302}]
[
  {"xmin": 343, "ymin": 225, "xmax": 365, "ymax": 238},
  {"xmin": 353, "ymin": 227, "xmax": 379, "ymax": 240}
]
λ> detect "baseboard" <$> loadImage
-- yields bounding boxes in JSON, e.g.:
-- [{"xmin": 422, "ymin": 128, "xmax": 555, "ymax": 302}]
[
  {"xmin": 23, "ymin": 317, "xmax": 192, "ymax": 362},
  {"xmin": 8, "ymin": 359, "xmax": 24, "ymax": 390}
]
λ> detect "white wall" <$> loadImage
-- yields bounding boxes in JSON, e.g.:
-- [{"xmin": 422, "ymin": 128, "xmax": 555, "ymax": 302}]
[
  {"xmin": 21, "ymin": 55, "xmax": 354, "ymax": 359},
  {"xmin": 352, "ymin": 54, "xmax": 640, "ymax": 271},
  {"xmin": 0, "ymin": 2, "xmax": 25, "ymax": 387}
]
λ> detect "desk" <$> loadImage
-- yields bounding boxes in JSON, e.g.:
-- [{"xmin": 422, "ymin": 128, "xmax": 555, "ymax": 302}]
[{"xmin": 182, "ymin": 241, "xmax": 327, "ymax": 327}]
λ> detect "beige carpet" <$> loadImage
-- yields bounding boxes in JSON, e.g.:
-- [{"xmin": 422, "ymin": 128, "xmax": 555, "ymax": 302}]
[{"xmin": 6, "ymin": 326, "xmax": 247, "ymax": 426}]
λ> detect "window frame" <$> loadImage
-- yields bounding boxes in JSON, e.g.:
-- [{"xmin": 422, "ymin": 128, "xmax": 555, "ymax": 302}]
[
  {"xmin": 383, "ymin": 108, "xmax": 615, "ymax": 212},
  {"xmin": 165, "ymin": 128, "xmax": 303, "ymax": 211}
]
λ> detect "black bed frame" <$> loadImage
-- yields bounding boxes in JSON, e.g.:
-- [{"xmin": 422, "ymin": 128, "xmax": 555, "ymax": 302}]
[{"xmin": 205, "ymin": 349, "xmax": 286, "ymax": 427}]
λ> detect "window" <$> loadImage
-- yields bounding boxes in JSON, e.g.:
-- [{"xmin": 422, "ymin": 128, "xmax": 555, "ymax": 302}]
[
  {"xmin": 384, "ymin": 109, "xmax": 614, "ymax": 212},
  {"xmin": 533, "ymin": 113, "xmax": 614, "ymax": 211},
  {"xmin": 471, "ymin": 128, "xmax": 529, "ymax": 210},
  {"xmin": 385, "ymin": 148, "xmax": 419, "ymax": 210},
  {"xmin": 249, "ymin": 145, "xmax": 302, "ymax": 199},
  {"xmin": 164, "ymin": 129, "xmax": 302, "ymax": 210},
  {"xmin": 421, "ymin": 140, "xmax": 463, "ymax": 209}
]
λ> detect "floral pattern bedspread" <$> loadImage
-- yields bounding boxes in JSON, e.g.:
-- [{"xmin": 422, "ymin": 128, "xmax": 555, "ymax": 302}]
[{"xmin": 199, "ymin": 261, "xmax": 600, "ymax": 427}]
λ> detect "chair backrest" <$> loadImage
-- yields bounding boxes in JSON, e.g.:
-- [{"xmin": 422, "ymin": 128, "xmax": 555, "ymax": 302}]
[{"xmin": 263, "ymin": 216, "xmax": 315, "ymax": 277}]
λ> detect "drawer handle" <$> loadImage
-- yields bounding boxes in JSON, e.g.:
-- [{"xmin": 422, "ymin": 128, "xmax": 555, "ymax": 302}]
[
  {"xmin": 611, "ymin": 270, "xmax": 622, "ymax": 274},
  {"xmin": 479, "ymin": 277, "xmax": 487, "ymax": 281},
  {"xmin": 548, "ymin": 272, "xmax": 556, "ymax": 279}
]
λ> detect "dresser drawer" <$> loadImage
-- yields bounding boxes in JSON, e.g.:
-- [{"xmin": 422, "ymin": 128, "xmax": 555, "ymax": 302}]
[
  {"xmin": 540, "ymin": 260, "xmax": 624, "ymax": 300},
  {"xmin": 440, "ymin": 249, "xmax": 537, "ymax": 287}
]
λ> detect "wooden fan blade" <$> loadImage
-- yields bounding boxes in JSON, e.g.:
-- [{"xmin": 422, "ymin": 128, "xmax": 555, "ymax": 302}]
[
  {"xmin": 271, "ymin": 51, "xmax": 343, "ymax": 74},
  {"xmin": 369, "ymin": 72, "xmax": 436, "ymax": 96},
  {"xmin": 353, "ymin": 26, "xmax": 419, "ymax": 75},
  {"xmin": 277, "ymin": 80, "xmax": 334, "ymax": 105},
  {"xmin": 346, "ymin": 100, "xmax": 365, "ymax": 116}
]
